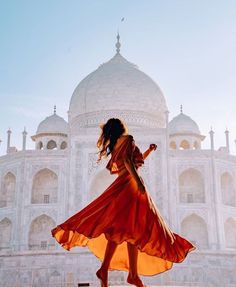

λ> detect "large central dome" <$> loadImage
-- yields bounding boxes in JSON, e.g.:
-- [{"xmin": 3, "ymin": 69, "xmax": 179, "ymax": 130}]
[{"xmin": 69, "ymin": 35, "xmax": 167, "ymax": 129}]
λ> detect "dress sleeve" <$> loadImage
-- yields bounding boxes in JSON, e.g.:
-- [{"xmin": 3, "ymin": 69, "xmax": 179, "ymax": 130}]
[
  {"xmin": 125, "ymin": 135, "xmax": 144, "ymax": 167},
  {"xmin": 121, "ymin": 135, "xmax": 135, "ymax": 160},
  {"xmin": 106, "ymin": 135, "xmax": 136, "ymax": 174}
]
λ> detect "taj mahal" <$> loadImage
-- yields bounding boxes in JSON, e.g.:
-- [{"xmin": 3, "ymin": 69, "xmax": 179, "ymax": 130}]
[{"xmin": 0, "ymin": 35, "xmax": 236, "ymax": 287}]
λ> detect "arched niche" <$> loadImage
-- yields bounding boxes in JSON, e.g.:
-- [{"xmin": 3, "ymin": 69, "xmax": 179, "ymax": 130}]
[
  {"xmin": 0, "ymin": 217, "xmax": 12, "ymax": 250},
  {"xmin": 47, "ymin": 140, "xmax": 57, "ymax": 150},
  {"xmin": 179, "ymin": 168, "xmax": 205, "ymax": 203},
  {"xmin": 170, "ymin": 141, "xmax": 177, "ymax": 150},
  {"xmin": 0, "ymin": 172, "xmax": 16, "ymax": 208},
  {"xmin": 221, "ymin": 172, "xmax": 236, "ymax": 207},
  {"xmin": 60, "ymin": 141, "xmax": 67, "ymax": 150},
  {"xmin": 28, "ymin": 214, "xmax": 56, "ymax": 250},
  {"xmin": 31, "ymin": 168, "xmax": 58, "ymax": 204},
  {"xmin": 89, "ymin": 169, "xmax": 116, "ymax": 201},
  {"xmin": 181, "ymin": 214, "xmax": 209, "ymax": 249},
  {"xmin": 224, "ymin": 217, "xmax": 236, "ymax": 248},
  {"xmin": 180, "ymin": 140, "xmax": 190, "ymax": 150}
]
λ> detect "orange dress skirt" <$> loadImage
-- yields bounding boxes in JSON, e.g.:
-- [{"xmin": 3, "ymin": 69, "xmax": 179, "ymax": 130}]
[{"xmin": 51, "ymin": 135, "xmax": 196, "ymax": 276}]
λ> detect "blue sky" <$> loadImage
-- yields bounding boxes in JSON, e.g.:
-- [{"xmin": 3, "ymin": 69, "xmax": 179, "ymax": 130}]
[{"xmin": 0, "ymin": 0, "xmax": 236, "ymax": 155}]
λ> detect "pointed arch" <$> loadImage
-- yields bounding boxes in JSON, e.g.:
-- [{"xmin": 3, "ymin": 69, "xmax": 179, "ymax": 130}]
[
  {"xmin": 47, "ymin": 140, "xmax": 57, "ymax": 150},
  {"xmin": 170, "ymin": 141, "xmax": 177, "ymax": 149},
  {"xmin": 0, "ymin": 217, "xmax": 12, "ymax": 250},
  {"xmin": 224, "ymin": 217, "xmax": 236, "ymax": 248},
  {"xmin": 31, "ymin": 168, "xmax": 58, "ymax": 204},
  {"xmin": 221, "ymin": 172, "xmax": 236, "ymax": 207},
  {"xmin": 89, "ymin": 169, "xmax": 116, "ymax": 201},
  {"xmin": 179, "ymin": 168, "xmax": 205, "ymax": 203},
  {"xmin": 181, "ymin": 214, "xmax": 208, "ymax": 249},
  {"xmin": 28, "ymin": 214, "xmax": 56, "ymax": 250},
  {"xmin": 180, "ymin": 140, "xmax": 190, "ymax": 150},
  {"xmin": 60, "ymin": 141, "xmax": 67, "ymax": 150},
  {"xmin": 0, "ymin": 172, "xmax": 16, "ymax": 208}
]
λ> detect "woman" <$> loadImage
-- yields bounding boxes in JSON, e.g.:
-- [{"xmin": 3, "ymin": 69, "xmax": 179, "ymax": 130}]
[{"xmin": 51, "ymin": 118, "xmax": 196, "ymax": 287}]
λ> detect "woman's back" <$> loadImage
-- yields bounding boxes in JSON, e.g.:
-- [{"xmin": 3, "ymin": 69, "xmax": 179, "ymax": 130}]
[{"xmin": 106, "ymin": 135, "xmax": 144, "ymax": 175}]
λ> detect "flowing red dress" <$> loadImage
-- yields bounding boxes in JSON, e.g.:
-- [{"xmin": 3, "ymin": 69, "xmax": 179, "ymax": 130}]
[{"xmin": 51, "ymin": 135, "xmax": 196, "ymax": 276}]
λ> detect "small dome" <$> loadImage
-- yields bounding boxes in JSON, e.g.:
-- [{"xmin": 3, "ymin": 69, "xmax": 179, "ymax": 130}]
[
  {"xmin": 36, "ymin": 113, "xmax": 68, "ymax": 135},
  {"xmin": 169, "ymin": 112, "xmax": 200, "ymax": 135}
]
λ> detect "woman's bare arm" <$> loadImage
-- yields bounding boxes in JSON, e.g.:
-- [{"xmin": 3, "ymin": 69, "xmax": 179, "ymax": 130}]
[
  {"xmin": 143, "ymin": 144, "xmax": 157, "ymax": 160},
  {"xmin": 143, "ymin": 148, "xmax": 152, "ymax": 160}
]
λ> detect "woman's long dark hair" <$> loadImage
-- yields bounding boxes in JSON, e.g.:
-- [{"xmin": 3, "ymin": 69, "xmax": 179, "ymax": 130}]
[{"xmin": 97, "ymin": 118, "xmax": 127, "ymax": 162}]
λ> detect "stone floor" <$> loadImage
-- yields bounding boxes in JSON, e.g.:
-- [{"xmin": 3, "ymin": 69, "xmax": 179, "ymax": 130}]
[{"xmin": 7, "ymin": 285, "xmax": 207, "ymax": 287}]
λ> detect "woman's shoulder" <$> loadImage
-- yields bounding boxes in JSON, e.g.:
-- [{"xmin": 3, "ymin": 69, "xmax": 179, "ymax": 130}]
[
  {"xmin": 118, "ymin": 134, "xmax": 133, "ymax": 141},
  {"xmin": 123, "ymin": 134, "xmax": 134, "ymax": 140},
  {"xmin": 121, "ymin": 134, "xmax": 134, "ymax": 145},
  {"xmin": 114, "ymin": 135, "xmax": 134, "ymax": 152}
]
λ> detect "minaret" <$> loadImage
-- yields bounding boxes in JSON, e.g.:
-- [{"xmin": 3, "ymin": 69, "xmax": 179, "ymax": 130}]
[
  {"xmin": 7, "ymin": 128, "xmax": 11, "ymax": 153},
  {"xmin": 165, "ymin": 109, "xmax": 172, "ymax": 225},
  {"xmin": 209, "ymin": 127, "xmax": 214, "ymax": 151},
  {"xmin": 54, "ymin": 105, "xmax": 56, "ymax": 115},
  {"xmin": 22, "ymin": 127, "xmax": 27, "ymax": 151},
  {"xmin": 225, "ymin": 129, "xmax": 230, "ymax": 153},
  {"xmin": 116, "ymin": 33, "xmax": 121, "ymax": 54},
  {"xmin": 180, "ymin": 104, "xmax": 183, "ymax": 114}
]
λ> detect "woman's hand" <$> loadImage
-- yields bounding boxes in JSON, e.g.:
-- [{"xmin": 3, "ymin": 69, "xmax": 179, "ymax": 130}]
[{"xmin": 149, "ymin": 144, "xmax": 157, "ymax": 151}]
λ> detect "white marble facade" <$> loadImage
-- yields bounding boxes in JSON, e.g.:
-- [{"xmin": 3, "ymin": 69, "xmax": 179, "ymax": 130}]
[{"xmin": 0, "ymin": 37, "xmax": 236, "ymax": 287}]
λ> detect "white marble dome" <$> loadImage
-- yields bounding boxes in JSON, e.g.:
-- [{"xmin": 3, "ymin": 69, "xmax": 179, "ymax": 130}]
[
  {"xmin": 36, "ymin": 113, "xmax": 68, "ymax": 135},
  {"xmin": 69, "ymin": 37, "xmax": 167, "ymax": 128},
  {"xmin": 169, "ymin": 112, "xmax": 200, "ymax": 135}
]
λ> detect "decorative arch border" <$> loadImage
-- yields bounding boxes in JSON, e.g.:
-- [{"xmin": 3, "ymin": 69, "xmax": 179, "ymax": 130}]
[
  {"xmin": 180, "ymin": 212, "xmax": 207, "ymax": 224},
  {"xmin": 26, "ymin": 212, "xmax": 57, "ymax": 249},
  {"xmin": 178, "ymin": 210, "xmax": 209, "ymax": 225},
  {"xmin": 0, "ymin": 216, "xmax": 13, "ymax": 249},
  {"xmin": 220, "ymin": 171, "xmax": 236, "ymax": 206},
  {"xmin": 220, "ymin": 170, "xmax": 234, "ymax": 179},
  {"xmin": 223, "ymin": 216, "xmax": 236, "ymax": 249},
  {"xmin": 31, "ymin": 167, "xmax": 59, "ymax": 179},
  {"xmin": 0, "ymin": 171, "xmax": 17, "ymax": 208},
  {"xmin": 180, "ymin": 212, "xmax": 209, "ymax": 249},
  {"xmin": 30, "ymin": 168, "xmax": 59, "ymax": 204},
  {"xmin": 177, "ymin": 164, "xmax": 206, "ymax": 177},
  {"xmin": 178, "ymin": 168, "xmax": 205, "ymax": 204}
]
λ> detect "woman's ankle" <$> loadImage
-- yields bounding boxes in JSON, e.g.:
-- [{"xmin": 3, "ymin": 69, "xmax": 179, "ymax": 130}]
[
  {"xmin": 128, "ymin": 272, "xmax": 138, "ymax": 279},
  {"xmin": 100, "ymin": 265, "xmax": 109, "ymax": 271}
]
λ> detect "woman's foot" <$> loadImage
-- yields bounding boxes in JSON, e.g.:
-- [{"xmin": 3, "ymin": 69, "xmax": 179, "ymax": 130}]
[
  {"xmin": 127, "ymin": 274, "xmax": 146, "ymax": 287},
  {"xmin": 96, "ymin": 268, "xmax": 108, "ymax": 287}
]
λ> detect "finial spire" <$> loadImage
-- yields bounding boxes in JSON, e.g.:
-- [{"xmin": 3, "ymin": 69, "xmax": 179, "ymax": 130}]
[
  {"xmin": 116, "ymin": 32, "xmax": 121, "ymax": 54},
  {"xmin": 54, "ymin": 105, "xmax": 56, "ymax": 115},
  {"xmin": 7, "ymin": 128, "xmax": 12, "ymax": 153},
  {"xmin": 180, "ymin": 105, "xmax": 183, "ymax": 114},
  {"xmin": 22, "ymin": 126, "xmax": 27, "ymax": 135},
  {"xmin": 225, "ymin": 128, "xmax": 230, "ymax": 153},
  {"xmin": 22, "ymin": 127, "xmax": 27, "ymax": 151},
  {"xmin": 209, "ymin": 127, "xmax": 215, "ymax": 150}
]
